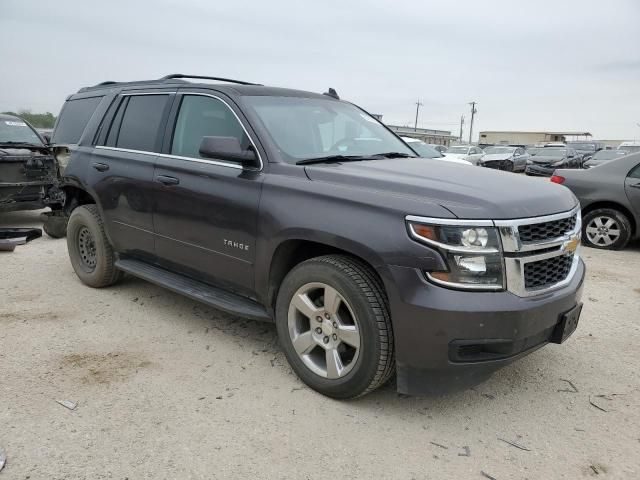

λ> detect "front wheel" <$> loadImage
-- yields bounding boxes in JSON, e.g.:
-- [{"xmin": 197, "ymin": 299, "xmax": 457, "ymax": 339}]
[
  {"xmin": 582, "ymin": 208, "xmax": 632, "ymax": 250},
  {"xmin": 275, "ymin": 255, "xmax": 395, "ymax": 399}
]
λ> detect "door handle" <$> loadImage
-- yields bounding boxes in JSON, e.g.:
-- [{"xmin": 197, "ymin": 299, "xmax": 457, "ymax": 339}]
[
  {"xmin": 156, "ymin": 175, "xmax": 180, "ymax": 186},
  {"xmin": 631, "ymin": 183, "xmax": 640, "ymax": 189},
  {"xmin": 92, "ymin": 162, "xmax": 109, "ymax": 172}
]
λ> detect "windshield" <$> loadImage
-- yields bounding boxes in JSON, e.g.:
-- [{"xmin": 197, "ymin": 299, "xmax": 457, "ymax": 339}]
[
  {"xmin": 405, "ymin": 140, "xmax": 442, "ymax": 158},
  {"xmin": 568, "ymin": 143, "xmax": 596, "ymax": 151},
  {"xmin": 0, "ymin": 118, "xmax": 42, "ymax": 145},
  {"xmin": 619, "ymin": 145, "xmax": 640, "ymax": 154},
  {"xmin": 592, "ymin": 150, "xmax": 627, "ymax": 160},
  {"xmin": 483, "ymin": 146, "xmax": 515, "ymax": 154},
  {"xmin": 243, "ymin": 96, "xmax": 415, "ymax": 162},
  {"xmin": 446, "ymin": 146, "xmax": 470, "ymax": 154}
]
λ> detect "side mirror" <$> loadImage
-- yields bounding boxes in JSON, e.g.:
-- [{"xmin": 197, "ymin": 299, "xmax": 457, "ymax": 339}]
[{"xmin": 199, "ymin": 136, "xmax": 258, "ymax": 166}]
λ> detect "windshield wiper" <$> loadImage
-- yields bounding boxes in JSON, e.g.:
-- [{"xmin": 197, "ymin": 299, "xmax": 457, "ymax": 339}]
[
  {"xmin": 296, "ymin": 155, "xmax": 372, "ymax": 165},
  {"xmin": 371, "ymin": 152, "xmax": 415, "ymax": 158}
]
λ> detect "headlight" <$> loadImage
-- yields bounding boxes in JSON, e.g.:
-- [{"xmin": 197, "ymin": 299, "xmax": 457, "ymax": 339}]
[
  {"xmin": 551, "ymin": 160, "xmax": 565, "ymax": 166},
  {"xmin": 406, "ymin": 219, "xmax": 505, "ymax": 290},
  {"xmin": 526, "ymin": 159, "xmax": 533, "ymax": 165}
]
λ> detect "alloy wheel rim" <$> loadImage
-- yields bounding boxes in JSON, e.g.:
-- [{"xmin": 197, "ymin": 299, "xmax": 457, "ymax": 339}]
[
  {"xmin": 77, "ymin": 226, "xmax": 97, "ymax": 271},
  {"xmin": 287, "ymin": 282, "xmax": 361, "ymax": 379},
  {"xmin": 586, "ymin": 216, "xmax": 621, "ymax": 246}
]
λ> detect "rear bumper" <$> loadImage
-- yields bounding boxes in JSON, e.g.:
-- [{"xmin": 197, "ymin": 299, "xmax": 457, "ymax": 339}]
[{"xmin": 383, "ymin": 259, "xmax": 585, "ymax": 395}]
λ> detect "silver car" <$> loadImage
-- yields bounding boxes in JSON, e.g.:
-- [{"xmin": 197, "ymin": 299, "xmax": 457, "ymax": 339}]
[
  {"xmin": 479, "ymin": 146, "xmax": 529, "ymax": 172},
  {"xmin": 552, "ymin": 153, "xmax": 640, "ymax": 249}
]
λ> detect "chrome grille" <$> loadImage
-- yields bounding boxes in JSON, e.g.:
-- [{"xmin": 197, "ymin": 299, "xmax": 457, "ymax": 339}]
[
  {"xmin": 518, "ymin": 214, "xmax": 577, "ymax": 243},
  {"xmin": 524, "ymin": 254, "xmax": 574, "ymax": 290}
]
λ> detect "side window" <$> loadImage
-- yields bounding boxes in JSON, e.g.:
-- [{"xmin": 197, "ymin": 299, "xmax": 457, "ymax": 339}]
[
  {"xmin": 171, "ymin": 95, "xmax": 249, "ymax": 159},
  {"xmin": 629, "ymin": 164, "xmax": 640, "ymax": 179},
  {"xmin": 52, "ymin": 96, "xmax": 103, "ymax": 144},
  {"xmin": 517, "ymin": 148, "xmax": 525, "ymax": 155},
  {"xmin": 113, "ymin": 94, "xmax": 169, "ymax": 152}
]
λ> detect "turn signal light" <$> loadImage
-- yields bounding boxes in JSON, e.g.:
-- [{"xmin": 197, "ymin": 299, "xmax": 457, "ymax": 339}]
[{"xmin": 550, "ymin": 175, "xmax": 565, "ymax": 184}]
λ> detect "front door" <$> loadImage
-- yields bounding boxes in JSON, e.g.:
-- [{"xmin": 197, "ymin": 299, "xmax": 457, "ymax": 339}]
[
  {"xmin": 625, "ymin": 161, "xmax": 640, "ymax": 218},
  {"xmin": 152, "ymin": 91, "xmax": 264, "ymax": 296},
  {"xmin": 91, "ymin": 91, "xmax": 174, "ymax": 258}
]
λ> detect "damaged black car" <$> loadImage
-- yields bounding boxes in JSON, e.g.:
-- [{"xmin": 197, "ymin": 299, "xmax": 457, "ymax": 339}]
[{"xmin": 0, "ymin": 113, "xmax": 67, "ymax": 237}]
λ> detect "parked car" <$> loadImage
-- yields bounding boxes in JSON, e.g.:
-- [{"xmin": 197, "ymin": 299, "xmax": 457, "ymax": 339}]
[
  {"xmin": 525, "ymin": 147, "xmax": 581, "ymax": 176},
  {"xmin": 551, "ymin": 153, "xmax": 640, "ymax": 249},
  {"xmin": 566, "ymin": 141, "xmax": 605, "ymax": 162},
  {"xmin": 442, "ymin": 145, "xmax": 484, "ymax": 165},
  {"xmin": 618, "ymin": 141, "xmax": 640, "ymax": 154},
  {"xmin": 401, "ymin": 137, "xmax": 471, "ymax": 165},
  {"xmin": 583, "ymin": 149, "xmax": 628, "ymax": 168},
  {"xmin": 478, "ymin": 146, "xmax": 529, "ymax": 172},
  {"xmin": 428, "ymin": 144, "xmax": 447, "ymax": 154},
  {"xmin": 0, "ymin": 113, "xmax": 67, "ymax": 237},
  {"xmin": 52, "ymin": 74, "xmax": 585, "ymax": 399}
]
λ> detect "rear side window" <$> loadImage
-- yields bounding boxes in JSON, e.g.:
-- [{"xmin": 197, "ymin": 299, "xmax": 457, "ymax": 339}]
[
  {"xmin": 113, "ymin": 95, "xmax": 169, "ymax": 152},
  {"xmin": 52, "ymin": 96, "xmax": 102, "ymax": 144},
  {"xmin": 629, "ymin": 163, "xmax": 640, "ymax": 179}
]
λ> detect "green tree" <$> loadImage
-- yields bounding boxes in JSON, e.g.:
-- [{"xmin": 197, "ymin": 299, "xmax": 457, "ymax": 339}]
[{"xmin": 2, "ymin": 110, "xmax": 57, "ymax": 128}]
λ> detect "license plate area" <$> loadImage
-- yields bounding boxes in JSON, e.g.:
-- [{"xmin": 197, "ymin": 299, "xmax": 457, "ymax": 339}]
[{"xmin": 550, "ymin": 303, "xmax": 582, "ymax": 344}]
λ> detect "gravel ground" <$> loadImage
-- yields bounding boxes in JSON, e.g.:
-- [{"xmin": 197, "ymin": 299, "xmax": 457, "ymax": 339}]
[{"xmin": 1, "ymin": 210, "xmax": 639, "ymax": 479}]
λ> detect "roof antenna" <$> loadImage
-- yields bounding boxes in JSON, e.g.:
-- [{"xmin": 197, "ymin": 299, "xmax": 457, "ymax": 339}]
[{"xmin": 323, "ymin": 88, "xmax": 340, "ymax": 100}]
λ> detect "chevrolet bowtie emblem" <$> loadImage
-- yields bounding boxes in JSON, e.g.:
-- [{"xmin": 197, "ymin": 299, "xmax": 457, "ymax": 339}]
[{"xmin": 564, "ymin": 235, "xmax": 580, "ymax": 253}]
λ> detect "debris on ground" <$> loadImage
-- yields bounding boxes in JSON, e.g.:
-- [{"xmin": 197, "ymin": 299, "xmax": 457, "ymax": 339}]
[
  {"xmin": 588, "ymin": 396, "xmax": 608, "ymax": 412},
  {"xmin": 0, "ymin": 446, "xmax": 6, "ymax": 472},
  {"xmin": 481, "ymin": 471, "xmax": 497, "ymax": 479},
  {"xmin": 558, "ymin": 379, "xmax": 579, "ymax": 393},
  {"xmin": 497, "ymin": 436, "xmax": 531, "ymax": 451},
  {"xmin": 430, "ymin": 441, "xmax": 448, "ymax": 449},
  {"xmin": 458, "ymin": 446, "xmax": 471, "ymax": 457},
  {"xmin": 56, "ymin": 400, "xmax": 78, "ymax": 411}
]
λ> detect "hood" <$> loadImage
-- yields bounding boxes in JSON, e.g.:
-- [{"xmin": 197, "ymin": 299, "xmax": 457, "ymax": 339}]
[
  {"xmin": 304, "ymin": 158, "xmax": 577, "ymax": 219},
  {"xmin": 437, "ymin": 157, "xmax": 472, "ymax": 165},
  {"xmin": 481, "ymin": 153, "xmax": 513, "ymax": 161}
]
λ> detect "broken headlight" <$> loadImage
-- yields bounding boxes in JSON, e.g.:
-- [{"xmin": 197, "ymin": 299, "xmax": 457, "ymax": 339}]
[{"xmin": 406, "ymin": 218, "xmax": 505, "ymax": 290}]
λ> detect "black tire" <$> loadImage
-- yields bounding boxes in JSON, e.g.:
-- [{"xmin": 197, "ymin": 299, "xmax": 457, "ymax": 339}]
[
  {"xmin": 66, "ymin": 204, "xmax": 123, "ymax": 287},
  {"xmin": 582, "ymin": 208, "xmax": 632, "ymax": 250},
  {"xmin": 42, "ymin": 213, "xmax": 69, "ymax": 238},
  {"xmin": 275, "ymin": 255, "xmax": 395, "ymax": 399}
]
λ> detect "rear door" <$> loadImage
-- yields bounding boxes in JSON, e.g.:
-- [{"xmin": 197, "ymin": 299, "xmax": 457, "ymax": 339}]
[
  {"xmin": 152, "ymin": 90, "xmax": 265, "ymax": 295},
  {"xmin": 91, "ymin": 90, "xmax": 174, "ymax": 258}
]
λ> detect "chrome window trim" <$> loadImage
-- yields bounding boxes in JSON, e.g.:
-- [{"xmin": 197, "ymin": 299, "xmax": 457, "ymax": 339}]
[{"xmin": 94, "ymin": 145, "xmax": 245, "ymax": 170}]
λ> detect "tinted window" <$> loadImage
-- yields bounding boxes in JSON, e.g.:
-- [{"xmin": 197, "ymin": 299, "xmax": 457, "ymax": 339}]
[
  {"xmin": 52, "ymin": 96, "xmax": 102, "ymax": 144},
  {"xmin": 116, "ymin": 95, "xmax": 169, "ymax": 151},
  {"xmin": 629, "ymin": 163, "xmax": 640, "ymax": 179},
  {"xmin": 171, "ymin": 95, "xmax": 249, "ymax": 159}
]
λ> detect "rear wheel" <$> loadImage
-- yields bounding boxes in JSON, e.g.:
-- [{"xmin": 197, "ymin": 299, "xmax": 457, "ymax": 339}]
[
  {"xmin": 275, "ymin": 255, "xmax": 394, "ymax": 399},
  {"xmin": 66, "ymin": 205, "xmax": 123, "ymax": 287},
  {"xmin": 582, "ymin": 208, "xmax": 632, "ymax": 250}
]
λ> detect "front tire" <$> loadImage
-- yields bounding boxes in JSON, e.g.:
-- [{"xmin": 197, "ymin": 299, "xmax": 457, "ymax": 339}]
[
  {"xmin": 66, "ymin": 205, "xmax": 123, "ymax": 287},
  {"xmin": 275, "ymin": 255, "xmax": 395, "ymax": 399},
  {"xmin": 582, "ymin": 208, "xmax": 632, "ymax": 250}
]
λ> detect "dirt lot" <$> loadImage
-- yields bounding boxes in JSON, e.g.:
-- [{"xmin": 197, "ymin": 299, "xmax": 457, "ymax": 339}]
[{"xmin": 1, "ymin": 210, "xmax": 639, "ymax": 479}]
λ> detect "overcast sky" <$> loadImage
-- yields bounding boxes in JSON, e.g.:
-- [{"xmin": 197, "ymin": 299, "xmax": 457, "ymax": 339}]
[{"xmin": 2, "ymin": 0, "xmax": 639, "ymax": 140}]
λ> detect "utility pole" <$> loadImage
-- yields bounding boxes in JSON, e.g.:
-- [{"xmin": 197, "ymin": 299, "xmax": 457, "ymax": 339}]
[
  {"xmin": 468, "ymin": 101, "xmax": 477, "ymax": 144},
  {"xmin": 459, "ymin": 115, "xmax": 465, "ymax": 142},
  {"xmin": 414, "ymin": 100, "xmax": 423, "ymax": 132}
]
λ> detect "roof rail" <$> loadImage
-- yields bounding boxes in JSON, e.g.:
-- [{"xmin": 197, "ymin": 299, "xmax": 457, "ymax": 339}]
[{"xmin": 160, "ymin": 74, "xmax": 260, "ymax": 86}]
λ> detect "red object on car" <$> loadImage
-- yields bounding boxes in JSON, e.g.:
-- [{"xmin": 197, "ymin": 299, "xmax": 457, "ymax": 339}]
[{"xmin": 550, "ymin": 175, "xmax": 565, "ymax": 184}]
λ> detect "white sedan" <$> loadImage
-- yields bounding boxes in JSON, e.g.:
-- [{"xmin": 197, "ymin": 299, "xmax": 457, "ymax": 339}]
[
  {"xmin": 401, "ymin": 137, "xmax": 472, "ymax": 165},
  {"xmin": 443, "ymin": 145, "xmax": 484, "ymax": 165}
]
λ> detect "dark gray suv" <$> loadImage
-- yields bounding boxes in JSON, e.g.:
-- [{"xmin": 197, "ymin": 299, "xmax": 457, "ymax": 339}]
[{"xmin": 51, "ymin": 74, "xmax": 585, "ymax": 398}]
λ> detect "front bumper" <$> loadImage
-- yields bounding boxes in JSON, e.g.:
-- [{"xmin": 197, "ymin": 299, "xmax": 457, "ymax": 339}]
[
  {"xmin": 481, "ymin": 159, "xmax": 513, "ymax": 170},
  {"xmin": 383, "ymin": 259, "xmax": 585, "ymax": 395},
  {"xmin": 525, "ymin": 164, "xmax": 556, "ymax": 176}
]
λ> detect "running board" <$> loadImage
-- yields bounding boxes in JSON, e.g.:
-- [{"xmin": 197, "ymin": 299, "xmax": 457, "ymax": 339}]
[{"xmin": 115, "ymin": 258, "xmax": 271, "ymax": 321}]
